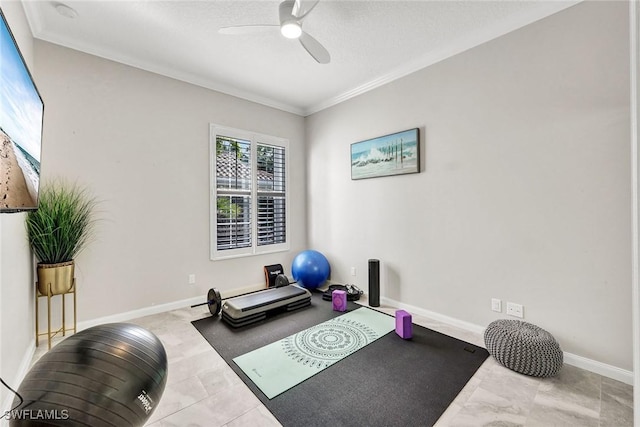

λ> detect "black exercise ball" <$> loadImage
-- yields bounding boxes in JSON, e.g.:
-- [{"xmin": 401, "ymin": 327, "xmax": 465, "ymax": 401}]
[{"xmin": 11, "ymin": 323, "xmax": 168, "ymax": 426}]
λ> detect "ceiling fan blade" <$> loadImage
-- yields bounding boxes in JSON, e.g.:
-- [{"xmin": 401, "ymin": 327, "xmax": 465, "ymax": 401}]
[
  {"xmin": 218, "ymin": 25, "xmax": 279, "ymax": 35},
  {"xmin": 291, "ymin": 0, "xmax": 302, "ymax": 17},
  {"xmin": 299, "ymin": 31, "xmax": 330, "ymax": 64},
  {"xmin": 294, "ymin": 0, "xmax": 320, "ymax": 20}
]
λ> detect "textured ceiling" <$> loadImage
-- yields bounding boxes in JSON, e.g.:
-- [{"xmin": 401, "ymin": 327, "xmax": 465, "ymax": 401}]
[{"xmin": 21, "ymin": 0, "xmax": 579, "ymax": 116}]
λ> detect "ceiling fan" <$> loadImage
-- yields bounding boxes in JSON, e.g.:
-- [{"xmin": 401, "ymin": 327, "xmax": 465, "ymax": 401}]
[{"xmin": 218, "ymin": 0, "xmax": 330, "ymax": 64}]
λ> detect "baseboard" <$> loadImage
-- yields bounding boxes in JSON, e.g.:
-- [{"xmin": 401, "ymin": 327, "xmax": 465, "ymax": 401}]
[
  {"xmin": 77, "ymin": 295, "xmax": 204, "ymax": 331},
  {"xmin": 380, "ymin": 296, "xmax": 634, "ymax": 385},
  {"xmin": 76, "ymin": 284, "xmax": 269, "ymax": 331},
  {"xmin": 563, "ymin": 351, "xmax": 633, "ymax": 385},
  {"xmin": 380, "ymin": 296, "xmax": 486, "ymax": 335}
]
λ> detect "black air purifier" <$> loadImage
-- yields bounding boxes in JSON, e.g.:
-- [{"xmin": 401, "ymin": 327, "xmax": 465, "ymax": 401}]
[{"xmin": 368, "ymin": 259, "xmax": 380, "ymax": 307}]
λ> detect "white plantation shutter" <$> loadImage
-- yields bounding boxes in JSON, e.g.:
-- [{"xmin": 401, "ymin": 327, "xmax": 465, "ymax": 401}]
[
  {"xmin": 216, "ymin": 195, "xmax": 251, "ymax": 250},
  {"xmin": 210, "ymin": 125, "xmax": 289, "ymax": 259},
  {"xmin": 215, "ymin": 138, "xmax": 252, "ymax": 250},
  {"xmin": 257, "ymin": 143, "xmax": 286, "ymax": 246}
]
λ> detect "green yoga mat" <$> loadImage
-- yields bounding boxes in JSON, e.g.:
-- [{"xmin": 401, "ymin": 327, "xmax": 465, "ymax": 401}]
[{"xmin": 233, "ymin": 307, "xmax": 395, "ymax": 399}]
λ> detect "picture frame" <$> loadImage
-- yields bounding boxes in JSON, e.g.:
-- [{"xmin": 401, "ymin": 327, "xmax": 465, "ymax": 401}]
[{"xmin": 351, "ymin": 128, "xmax": 420, "ymax": 180}]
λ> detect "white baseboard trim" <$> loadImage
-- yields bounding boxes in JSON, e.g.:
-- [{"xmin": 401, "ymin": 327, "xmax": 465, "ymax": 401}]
[
  {"xmin": 380, "ymin": 296, "xmax": 634, "ymax": 385},
  {"xmin": 380, "ymin": 296, "xmax": 486, "ymax": 335},
  {"xmin": 55, "ymin": 283, "xmax": 268, "ymax": 333},
  {"xmin": 77, "ymin": 295, "xmax": 204, "ymax": 331},
  {"xmin": 563, "ymin": 352, "xmax": 633, "ymax": 385}
]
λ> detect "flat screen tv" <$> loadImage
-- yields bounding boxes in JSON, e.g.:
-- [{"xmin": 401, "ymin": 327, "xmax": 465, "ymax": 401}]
[{"xmin": 0, "ymin": 7, "xmax": 43, "ymax": 213}]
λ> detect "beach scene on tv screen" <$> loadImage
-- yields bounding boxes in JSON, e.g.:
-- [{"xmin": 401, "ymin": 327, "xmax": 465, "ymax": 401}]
[{"xmin": 0, "ymin": 14, "xmax": 42, "ymax": 211}]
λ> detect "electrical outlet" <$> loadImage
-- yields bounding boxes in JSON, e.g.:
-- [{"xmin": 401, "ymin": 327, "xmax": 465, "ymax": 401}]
[
  {"xmin": 491, "ymin": 298, "xmax": 501, "ymax": 312},
  {"xmin": 506, "ymin": 302, "xmax": 524, "ymax": 318},
  {"xmin": 188, "ymin": 274, "xmax": 196, "ymax": 285},
  {"xmin": 350, "ymin": 267, "xmax": 357, "ymax": 276}
]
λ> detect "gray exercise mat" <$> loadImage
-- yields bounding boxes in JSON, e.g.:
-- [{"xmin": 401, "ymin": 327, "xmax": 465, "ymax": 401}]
[{"xmin": 192, "ymin": 291, "xmax": 489, "ymax": 426}]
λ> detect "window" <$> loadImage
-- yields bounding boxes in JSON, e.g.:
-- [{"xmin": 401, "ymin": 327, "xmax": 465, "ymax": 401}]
[{"xmin": 210, "ymin": 125, "xmax": 289, "ymax": 259}]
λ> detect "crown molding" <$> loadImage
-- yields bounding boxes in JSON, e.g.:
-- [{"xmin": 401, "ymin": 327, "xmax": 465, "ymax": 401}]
[
  {"xmin": 303, "ymin": 0, "xmax": 582, "ymax": 116},
  {"xmin": 21, "ymin": 1, "xmax": 582, "ymax": 118},
  {"xmin": 21, "ymin": 2, "xmax": 306, "ymax": 116}
]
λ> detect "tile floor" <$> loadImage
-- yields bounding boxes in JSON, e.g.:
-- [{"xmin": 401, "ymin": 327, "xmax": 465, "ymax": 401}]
[{"xmin": 32, "ymin": 299, "xmax": 633, "ymax": 427}]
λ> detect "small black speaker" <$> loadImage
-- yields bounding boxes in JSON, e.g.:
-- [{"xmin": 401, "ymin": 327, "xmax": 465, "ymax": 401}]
[{"xmin": 368, "ymin": 259, "xmax": 380, "ymax": 307}]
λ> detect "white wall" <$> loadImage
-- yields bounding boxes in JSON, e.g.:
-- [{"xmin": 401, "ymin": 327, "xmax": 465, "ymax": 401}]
[
  {"xmin": 32, "ymin": 41, "xmax": 307, "ymax": 321},
  {"xmin": 306, "ymin": 1, "xmax": 632, "ymax": 370},
  {"xmin": 0, "ymin": 0, "xmax": 37, "ymax": 411}
]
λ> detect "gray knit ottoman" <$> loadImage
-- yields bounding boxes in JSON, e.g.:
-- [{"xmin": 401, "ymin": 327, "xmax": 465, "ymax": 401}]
[{"xmin": 484, "ymin": 319, "xmax": 563, "ymax": 377}]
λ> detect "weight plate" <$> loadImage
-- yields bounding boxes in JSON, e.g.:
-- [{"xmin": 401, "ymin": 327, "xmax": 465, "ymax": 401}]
[
  {"xmin": 207, "ymin": 288, "xmax": 222, "ymax": 316},
  {"xmin": 275, "ymin": 274, "xmax": 290, "ymax": 288}
]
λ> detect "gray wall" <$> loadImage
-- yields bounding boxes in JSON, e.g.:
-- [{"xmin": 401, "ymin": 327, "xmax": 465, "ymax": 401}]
[
  {"xmin": 305, "ymin": 1, "xmax": 632, "ymax": 370},
  {"xmin": 31, "ymin": 41, "xmax": 307, "ymax": 320}
]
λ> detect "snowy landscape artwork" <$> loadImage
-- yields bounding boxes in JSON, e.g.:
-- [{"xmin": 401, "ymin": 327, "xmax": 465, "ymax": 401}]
[{"xmin": 351, "ymin": 128, "xmax": 419, "ymax": 180}]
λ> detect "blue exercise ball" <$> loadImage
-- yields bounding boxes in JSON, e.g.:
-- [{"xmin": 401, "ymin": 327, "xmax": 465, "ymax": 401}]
[{"xmin": 292, "ymin": 250, "xmax": 330, "ymax": 289}]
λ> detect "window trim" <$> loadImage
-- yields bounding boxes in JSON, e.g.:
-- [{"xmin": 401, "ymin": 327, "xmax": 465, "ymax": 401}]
[{"xmin": 210, "ymin": 124, "xmax": 290, "ymax": 260}]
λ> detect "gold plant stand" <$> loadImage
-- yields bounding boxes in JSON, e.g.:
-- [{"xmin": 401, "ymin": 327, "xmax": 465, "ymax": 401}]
[{"xmin": 35, "ymin": 279, "xmax": 77, "ymax": 349}]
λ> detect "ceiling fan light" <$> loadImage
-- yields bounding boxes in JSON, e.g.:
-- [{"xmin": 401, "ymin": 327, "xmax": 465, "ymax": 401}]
[{"xmin": 281, "ymin": 21, "xmax": 302, "ymax": 39}]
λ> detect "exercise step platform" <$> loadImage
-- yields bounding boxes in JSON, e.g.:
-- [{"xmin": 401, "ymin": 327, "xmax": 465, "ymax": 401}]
[{"xmin": 221, "ymin": 285, "xmax": 312, "ymax": 328}]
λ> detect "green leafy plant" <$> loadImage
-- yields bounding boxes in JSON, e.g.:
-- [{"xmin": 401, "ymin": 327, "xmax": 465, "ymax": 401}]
[{"xmin": 26, "ymin": 181, "xmax": 97, "ymax": 264}]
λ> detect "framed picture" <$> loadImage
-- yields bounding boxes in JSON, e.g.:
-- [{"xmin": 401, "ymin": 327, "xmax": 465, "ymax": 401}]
[{"xmin": 351, "ymin": 128, "xmax": 420, "ymax": 180}]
